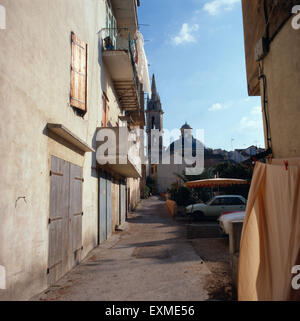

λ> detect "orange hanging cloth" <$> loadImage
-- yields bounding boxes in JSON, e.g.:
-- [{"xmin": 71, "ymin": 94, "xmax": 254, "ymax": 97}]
[{"xmin": 238, "ymin": 159, "xmax": 300, "ymax": 301}]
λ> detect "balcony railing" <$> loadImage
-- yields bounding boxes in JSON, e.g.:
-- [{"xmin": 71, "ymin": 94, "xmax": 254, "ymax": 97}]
[
  {"xmin": 110, "ymin": 0, "xmax": 139, "ymax": 35},
  {"xmin": 102, "ymin": 32, "xmax": 141, "ymax": 112}
]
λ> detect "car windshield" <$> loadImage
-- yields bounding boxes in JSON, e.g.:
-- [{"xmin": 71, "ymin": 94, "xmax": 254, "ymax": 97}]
[{"xmin": 206, "ymin": 198, "xmax": 214, "ymax": 206}]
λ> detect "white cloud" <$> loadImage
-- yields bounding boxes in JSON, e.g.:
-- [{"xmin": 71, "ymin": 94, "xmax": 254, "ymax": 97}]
[
  {"xmin": 239, "ymin": 117, "xmax": 262, "ymax": 131},
  {"xmin": 172, "ymin": 23, "xmax": 199, "ymax": 45},
  {"xmin": 251, "ymin": 106, "xmax": 261, "ymax": 115},
  {"xmin": 208, "ymin": 103, "xmax": 227, "ymax": 112},
  {"xmin": 204, "ymin": 0, "xmax": 240, "ymax": 16}
]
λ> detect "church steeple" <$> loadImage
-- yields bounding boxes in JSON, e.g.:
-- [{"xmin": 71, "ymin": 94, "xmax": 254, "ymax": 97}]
[
  {"xmin": 148, "ymin": 74, "xmax": 162, "ymax": 111},
  {"xmin": 146, "ymin": 74, "xmax": 164, "ymax": 135},
  {"xmin": 151, "ymin": 74, "xmax": 158, "ymax": 98},
  {"xmin": 146, "ymin": 74, "xmax": 164, "ymax": 175}
]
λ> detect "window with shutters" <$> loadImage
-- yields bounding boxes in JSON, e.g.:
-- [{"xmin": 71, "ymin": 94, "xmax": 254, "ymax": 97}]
[
  {"xmin": 102, "ymin": 92, "xmax": 109, "ymax": 127},
  {"xmin": 70, "ymin": 32, "xmax": 88, "ymax": 115}
]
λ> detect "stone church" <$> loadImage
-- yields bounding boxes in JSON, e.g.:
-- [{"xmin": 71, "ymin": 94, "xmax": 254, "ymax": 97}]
[{"xmin": 146, "ymin": 75, "xmax": 204, "ymax": 193}]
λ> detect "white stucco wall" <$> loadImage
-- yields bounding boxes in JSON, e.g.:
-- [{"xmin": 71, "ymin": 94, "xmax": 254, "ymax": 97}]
[
  {"xmin": 0, "ymin": 0, "xmax": 122, "ymax": 300},
  {"xmin": 157, "ymin": 164, "xmax": 185, "ymax": 193}
]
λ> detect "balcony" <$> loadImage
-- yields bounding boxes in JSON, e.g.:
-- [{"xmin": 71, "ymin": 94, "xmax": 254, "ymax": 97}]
[
  {"xmin": 96, "ymin": 126, "xmax": 141, "ymax": 178},
  {"xmin": 110, "ymin": 0, "xmax": 139, "ymax": 35},
  {"xmin": 125, "ymin": 87, "xmax": 145, "ymax": 126},
  {"xmin": 102, "ymin": 34, "xmax": 140, "ymax": 111},
  {"xmin": 119, "ymin": 86, "xmax": 145, "ymax": 127}
]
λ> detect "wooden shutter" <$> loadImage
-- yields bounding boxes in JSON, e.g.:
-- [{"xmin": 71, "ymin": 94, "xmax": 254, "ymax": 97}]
[
  {"xmin": 70, "ymin": 32, "xmax": 88, "ymax": 113},
  {"xmin": 102, "ymin": 93, "xmax": 109, "ymax": 127}
]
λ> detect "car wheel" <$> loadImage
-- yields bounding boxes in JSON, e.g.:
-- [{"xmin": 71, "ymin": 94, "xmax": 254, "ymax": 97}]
[{"xmin": 192, "ymin": 211, "xmax": 205, "ymax": 221}]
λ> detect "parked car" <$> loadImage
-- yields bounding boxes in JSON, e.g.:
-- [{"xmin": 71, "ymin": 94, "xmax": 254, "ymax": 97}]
[
  {"xmin": 218, "ymin": 211, "xmax": 245, "ymax": 234},
  {"xmin": 185, "ymin": 195, "xmax": 247, "ymax": 220}
]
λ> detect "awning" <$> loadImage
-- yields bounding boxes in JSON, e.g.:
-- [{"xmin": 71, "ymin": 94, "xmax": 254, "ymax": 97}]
[
  {"xmin": 47, "ymin": 123, "xmax": 94, "ymax": 153},
  {"xmin": 185, "ymin": 178, "xmax": 249, "ymax": 189}
]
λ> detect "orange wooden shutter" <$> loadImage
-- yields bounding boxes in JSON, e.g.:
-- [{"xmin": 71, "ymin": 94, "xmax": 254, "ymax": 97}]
[
  {"xmin": 70, "ymin": 32, "xmax": 88, "ymax": 112},
  {"xmin": 102, "ymin": 95, "xmax": 107, "ymax": 127},
  {"xmin": 102, "ymin": 93, "xmax": 109, "ymax": 127}
]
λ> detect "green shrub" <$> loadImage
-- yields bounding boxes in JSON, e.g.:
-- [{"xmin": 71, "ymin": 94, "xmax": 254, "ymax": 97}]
[
  {"xmin": 169, "ymin": 185, "xmax": 193, "ymax": 206},
  {"xmin": 146, "ymin": 176, "xmax": 156, "ymax": 194},
  {"xmin": 144, "ymin": 185, "xmax": 151, "ymax": 199}
]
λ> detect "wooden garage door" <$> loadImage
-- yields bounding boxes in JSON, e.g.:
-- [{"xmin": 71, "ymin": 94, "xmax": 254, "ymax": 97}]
[
  {"xmin": 48, "ymin": 157, "xmax": 69, "ymax": 284},
  {"xmin": 48, "ymin": 156, "xmax": 83, "ymax": 285},
  {"xmin": 69, "ymin": 163, "xmax": 83, "ymax": 268}
]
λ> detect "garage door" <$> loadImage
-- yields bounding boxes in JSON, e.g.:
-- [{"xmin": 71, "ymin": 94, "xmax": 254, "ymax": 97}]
[
  {"xmin": 48, "ymin": 156, "xmax": 83, "ymax": 285},
  {"xmin": 98, "ymin": 171, "xmax": 112, "ymax": 244},
  {"xmin": 69, "ymin": 163, "xmax": 83, "ymax": 267},
  {"xmin": 120, "ymin": 182, "xmax": 126, "ymax": 225}
]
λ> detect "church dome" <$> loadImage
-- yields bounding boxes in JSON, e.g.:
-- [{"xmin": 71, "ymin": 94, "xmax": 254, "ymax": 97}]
[{"xmin": 181, "ymin": 122, "xmax": 192, "ymax": 130}]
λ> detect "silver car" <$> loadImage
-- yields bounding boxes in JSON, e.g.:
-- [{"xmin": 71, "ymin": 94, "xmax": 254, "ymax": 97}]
[{"xmin": 186, "ymin": 195, "xmax": 247, "ymax": 219}]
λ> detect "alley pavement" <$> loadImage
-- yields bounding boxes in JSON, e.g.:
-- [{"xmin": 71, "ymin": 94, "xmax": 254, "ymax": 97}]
[{"xmin": 32, "ymin": 197, "xmax": 211, "ymax": 301}]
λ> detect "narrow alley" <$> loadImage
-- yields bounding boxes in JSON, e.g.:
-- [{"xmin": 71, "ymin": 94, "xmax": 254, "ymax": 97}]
[
  {"xmin": 2, "ymin": 0, "xmax": 300, "ymax": 305},
  {"xmin": 32, "ymin": 197, "xmax": 220, "ymax": 301}
]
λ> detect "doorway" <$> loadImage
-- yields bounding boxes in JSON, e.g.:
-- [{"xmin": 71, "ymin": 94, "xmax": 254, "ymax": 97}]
[
  {"xmin": 48, "ymin": 156, "xmax": 83, "ymax": 285},
  {"xmin": 98, "ymin": 171, "xmax": 112, "ymax": 244}
]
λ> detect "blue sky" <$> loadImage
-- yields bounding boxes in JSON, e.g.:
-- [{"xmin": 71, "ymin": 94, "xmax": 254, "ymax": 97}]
[{"xmin": 138, "ymin": 0, "xmax": 265, "ymax": 151}]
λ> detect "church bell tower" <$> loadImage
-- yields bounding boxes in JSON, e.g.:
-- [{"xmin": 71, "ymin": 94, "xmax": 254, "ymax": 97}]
[{"xmin": 146, "ymin": 74, "xmax": 164, "ymax": 177}]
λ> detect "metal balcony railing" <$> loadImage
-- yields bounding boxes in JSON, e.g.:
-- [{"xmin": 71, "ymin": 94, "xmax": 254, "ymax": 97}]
[{"xmin": 103, "ymin": 32, "xmax": 141, "ymax": 110}]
